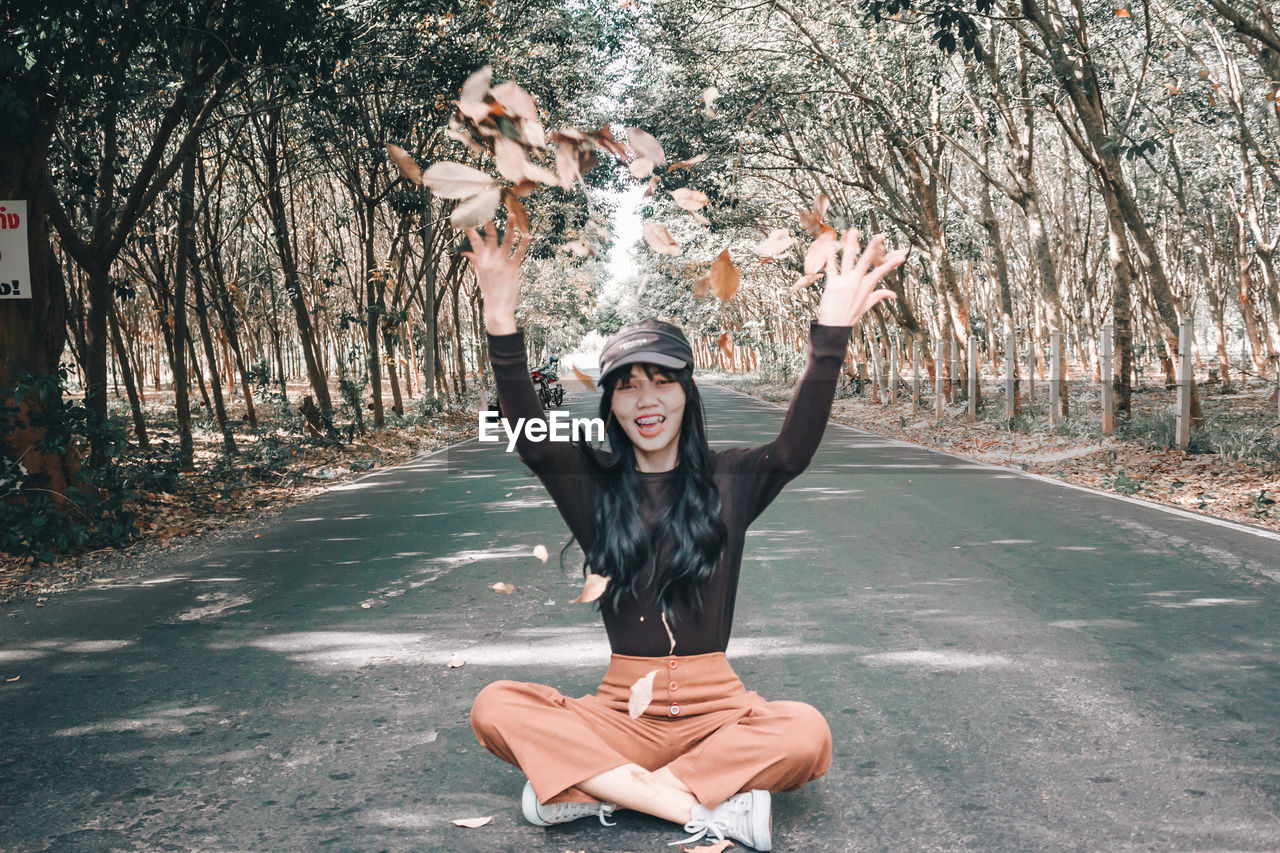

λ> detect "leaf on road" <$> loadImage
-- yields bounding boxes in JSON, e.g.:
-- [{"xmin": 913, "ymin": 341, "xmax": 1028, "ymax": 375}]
[
  {"xmin": 625, "ymin": 126, "xmax": 667, "ymax": 166},
  {"xmin": 490, "ymin": 582, "xmax": 515, "ymax": 594},
  {"xmin": 628, "ymin": 669, "xmax": 660, "ymax": 719},
  {"xmin": 682, "ymin": 840, "xmax": 736, "ymax": 852},
  {"xmin": 571, "ymin": 573, "xmax": 609, "ymax": 603},
  {"xmin": 451, "ymin": 815, "xmax": 494, "ymax": 828},
  {"xmin": 5, "ymin": 676, "xmax": 19, "ymax": 683},
  {"xmin": 385, "ymin": 143, "xmax": 422, "ymax": 186},
  {"xmin": 643, "ymin": 222, "xmax": 681, "ymax": 255},
  {"xmin": 447, "ymin": 656, "xmax": 465, "ymax": 668},
  {"xmin": 533, "ymin": 544, "xmax": 549, "ymax": 563},
  {"xmin": 422, "ymin": 162, "xmax": 496, "ymax": 200}
]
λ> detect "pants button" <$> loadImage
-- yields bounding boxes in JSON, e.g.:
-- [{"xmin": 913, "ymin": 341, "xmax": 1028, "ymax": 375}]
[
  {"xmin": 668, "ymin": 659, "xmax": 678, "ymax": 670},
  {"xmin": 669, "ymin": 682, "xmax": 679, "ymax": 692},
  {"xmin": 669, "ymin": 704, "xmax": 681, "ymax": 716}
]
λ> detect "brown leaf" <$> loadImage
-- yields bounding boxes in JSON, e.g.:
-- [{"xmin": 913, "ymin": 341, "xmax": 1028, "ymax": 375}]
[
  {"xmin": 589, "ymin": 126, "xmax": 629, "ymax": 160},
  {"xmin": 444, "ymin": 127, "xmax": 486, "ymax": 156},
  {"xmin": 451, "ymin": 815, "xmax": 494, "ymax": 828},
  {"xmin": 503, "ymin": 190, "xmax": 531, "ymax": 237},
  {"xmin": 509, "ymin": 179, "xmax": 537, "ymax": 197},
  {"xmin": 625, "ymin": 127, "xmax": 667, "ymax": 166},
  {"xmin": 643, "ymin": 221, "xmax": 681, "ymax": 255},
  {"xmin": 690, "ymin": 210, "xmax": 710, "ymax": 227},
  {"xmin": 803, "ymin": 229, "xmax": 837, "ymax": 275},
  {"xmin": 571, "ymin": 573, "xmax": 610, "ymax": 603},
  {"xmin": 556, "ymin": 144, "xmax": 582, "ymax": 187},
  {"xmin": 533, "ymin": 544, "xmax": 549, "ymax": 563},
  {"xmin": 708, "ymin": 249, "xmax": 740, "ymax": 301},
  {"xmin": 5, "ymin": 675, "xmax": 19, "ymax": 683},
  {"xmin": 385, "ymin": 143, "xmax": 422, "ymax": 186},
  {"xmin": 571, "ymin": 365, "xmax": 596, "ymax": 390},
  {"xmin": 450, "ymin": 188, "xmax": 502, "ymax": 229},
  {"xmin": 456, "ymin": 98, "xmax": 493, "ymax": 125},
  {"xmin": 489, "ymin": 80, "xmax": 539, "ymax": 122},
  {"xmin": 799, "ymin": 192, "xmax": 830, "ymax": 237},
  {"xmin": 717, "ymin": 331, "xmax": 732, "ymax": 359},
  {"xmin": 460, "ymin": 66, "xmax": 492, "ymax": 103},
  {"xmin": 668, "ymin": 153, "xmax": 708, "ymax": 172},
  {"xmin": 693, "ymin": 274, "xmax": 710, "ymax": 299},
  {"xmin": 644, "ymin": 175, "xmax": 659, "ymax": 198},
  {"xmin": 447, "ymin": 656, "xmax": 465, "ymax": 668},
  {"xmin": 493, "ymin": 137, "xmax": 531, "ymax": 184},
  {"xmin": 628, "ymin": 156, "xmax": 655, "ymax": 179},
  {"xmin": 490, "ymin": 582, "xmax": 515, "ymax": 594},
  {"xmin": 559, "ymin": 239, "xmax": 595, "ymax": 257},
  {"xmin": 670, "ymin": 187, "xmax": 709, "ymax": 212},
  {"xmin": 681, "ymin": 840, "xmax": 736, "ymax": 852},
  {"xmin": 628, "ymin": 669, "xmax": 660, "ymax": 718},
  {"xmin": 422, "ymin": 162, "xmax": 496, "ymax": 200},
  {"xmin": 521, "ymin": 117, "xmax": 548, "ymax": 149},
  {"xmin": 661, "ymin": 610, "xmax": 676, "ymax": 655},
  {"xmin": 753, "ymin": 228, "xmax": 794, "ymax": 258}
]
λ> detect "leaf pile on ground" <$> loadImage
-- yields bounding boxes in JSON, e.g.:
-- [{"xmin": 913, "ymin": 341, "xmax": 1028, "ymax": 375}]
[
  {"xmin": 0, "ymin": 402, "xmax": 479, "ymax": 602},
  {"xmin": 712, "ymin": 370, "xmax": 1280, "ymax": 534}
]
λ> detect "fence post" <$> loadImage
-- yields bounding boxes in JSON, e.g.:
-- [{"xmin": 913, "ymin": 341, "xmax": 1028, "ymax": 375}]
[
  {"xmin": 890, "ymin": 338, "xmax": 899, "ymax": 404},
  {"xmin": 1176, "ymin": 317, "xmax": 1193, "ymax": 449},
  {"xmin": 1049, "ymin": 331, "xmax": 1061, "ymax": 427},
  {"xmin": 912, "ymin": 339, "xmax": 920, "ymax": 404},
  {"xmin": 1101, "ymin": 324, "xmax": 1114, "ymax": 436},
  {"xmin": 935, "ymin": 337, "xmax": 946, "ymax": 418},
  {"xmin": 950, "ymin": 337, "xmax": 961, "ymax": 404},
  {"xmin": 869, "ymin": 335, "xmax": 883, "ymax": 403},
  {"xmin": 1026, "ymin": 336, "xmax": 1036, "ymax": 407},
  {"xmin": 1005, "ymin": 330, "xmax": 1015, "ymax": 422},
  {"xmin": 968, "ymin": 335, "xmax": 978, "ymax": 422}
]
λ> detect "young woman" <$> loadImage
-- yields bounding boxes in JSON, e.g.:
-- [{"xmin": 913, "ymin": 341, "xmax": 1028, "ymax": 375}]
[{"xmin": 465, "ymin": 219, "xmax": 906, "ymax": 850}]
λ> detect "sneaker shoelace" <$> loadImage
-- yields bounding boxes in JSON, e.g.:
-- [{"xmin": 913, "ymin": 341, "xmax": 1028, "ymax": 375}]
[
  {"xmin": 668, "ymin": 799, "xmax": 748, "ymax": 847},
  {"xmin": 544, "ymin": 800, "xmax": 617, "ymax": 826}
]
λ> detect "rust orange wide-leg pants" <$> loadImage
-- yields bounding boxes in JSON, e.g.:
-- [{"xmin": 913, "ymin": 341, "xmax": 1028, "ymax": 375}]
[{"xmin": 470, "ymin": 651, "xmax": 832, "ymax": 807}]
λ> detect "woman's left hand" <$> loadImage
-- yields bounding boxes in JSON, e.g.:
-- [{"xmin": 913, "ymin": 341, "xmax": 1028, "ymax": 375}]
[{"xmin": 815, "ymin": 230, "xmax": 908, "ymax": 327}]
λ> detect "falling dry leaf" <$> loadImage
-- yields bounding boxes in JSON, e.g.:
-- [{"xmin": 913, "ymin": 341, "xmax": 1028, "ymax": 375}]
[
  {"xmin": 444, "ymin": 126, "xmax": 485, "ymax": 156},
  {"xmin": 803, "ymin": 229, "xmax": 838, "ymax": 275},
  {"xmin": 644, "ymin": 175, "xmax": 660, "ymax": 197},
  {"xmin": 451, "ymin": 815, "xmax": 494, "ymax": 828},
  {"xmin": 693, "ymin": 273, "xmax": 710, "ymax": 298},
  {"xmin": 571, "ymin": 573, "xmax": 610, "ymax": 603},
  {"xmin": 460, "ymin": 66, "xmax": 492, "ymax": 103},
  {"xmin": 625, "ymin": 126, "xmax": 667, "ymax": 166},
  {"xmin": 628, "ymin": 156, "xmax": 655, "ymax": 179},
  {"xmin": 572, "ymin": 365, "xmax": 596, "ymax": 390},
  {"xmin": 385, "ymin": 143, "xmax": 422, "ymax": 186},
  {"xmin": 701, "ymin": 85, "xmax": 720, "ymax": 117},
  {"xmin": 533, "ymin": 544, "xmax": 549, "ymax": 563},
  {"xmin": 718, "ymin": 332, "xmax": 732, "ymax": 359},
  {"xmin": 450, "ymin": 187, "xmax": 502, "ymax": 229},
  {"xmin": 504, "ymin": 190, "xmax": 531, "ymax": 236},
  {"xmin": 707, "ymin": 249, "xmax": 740, "ymax": 300},
  {"xmin": 670, "ymin": 187, "xmax": 709, "ymax": 211},
  {"xmin": 447, "ymin": 656, "xmax": 465, "ymax": 668},
  {"xmin": 799, "ymin": 192, "xmax": 830, "ymax": 237},
  {"xmin": 422, "ymin": 162, "xmax": 497, "ymax": 199},
  {"xmin": 661, "ymin": 610, "xmax": 676, "ymax": 655},
  {"xmin": 628, "ymin": 669, "xmax": 660, "ymax": 719},
  {"xmin": 643, "ymin": 221, "xmax": 681, "ymax": 255},
  {"xmin": 753, "ymin": 228, "xmax": 795, "ymax": 258},
  {"xmin": 668, "ymin": 152, "xmax": 708, "ymax": 171},
  {"xmin": 493, "ymin": 137, "xmax": 531, "ymax": 184},
  {"xmin": 491, "ymin": 582, "xmax": 515, "ymax": 594},
  {"xmin": 489, "ymin": 80, "xmax": 538, "ymax": 122},
  {"xmin": 559, "ymin": 239, "xmax": 595, "ymax": 257}
]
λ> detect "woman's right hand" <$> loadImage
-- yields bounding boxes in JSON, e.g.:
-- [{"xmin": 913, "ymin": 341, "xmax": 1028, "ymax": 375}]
[{"xmin": 461, "ymin": 220, "xmax": 529, "ymax": 336}]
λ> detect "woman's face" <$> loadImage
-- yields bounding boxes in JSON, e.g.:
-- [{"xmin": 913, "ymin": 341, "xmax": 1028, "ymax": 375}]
[{"xmin": 610, "ymin": 364, "xmax": 687, "ymax": 465}]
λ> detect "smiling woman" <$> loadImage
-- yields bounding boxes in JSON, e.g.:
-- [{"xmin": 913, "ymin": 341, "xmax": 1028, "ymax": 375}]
[{"xmin": 460, "ymin": 217, "xmax": 905, "ymax": 850}]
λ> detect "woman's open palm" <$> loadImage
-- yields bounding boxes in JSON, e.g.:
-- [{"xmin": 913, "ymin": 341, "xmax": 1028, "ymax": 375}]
[
  {"xmin": 815, "ymin": 230, "xmax": 908, "ymax": 328},
  {"xmin": 462, "ymin": 220, "xmax": 528, "ymax": 335}
]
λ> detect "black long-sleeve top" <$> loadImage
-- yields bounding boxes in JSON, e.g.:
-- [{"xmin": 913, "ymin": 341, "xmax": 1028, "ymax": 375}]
[{"xmin": 488, "ymin": 321, "xmax": 852, "ymax": 657}]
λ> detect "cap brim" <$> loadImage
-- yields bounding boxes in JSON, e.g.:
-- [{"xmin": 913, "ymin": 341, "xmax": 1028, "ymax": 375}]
[{"xmin": 600, "ymin": 350, "xmax": 689, "ymax": 381}]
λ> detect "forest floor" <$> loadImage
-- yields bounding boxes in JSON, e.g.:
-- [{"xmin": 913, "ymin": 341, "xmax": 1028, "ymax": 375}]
[
  {"xmin": 0, "ymin": 387, "xmax": 480, "ymax": 602},
  {"xmin": 709, "ymin": 369, "xmax": 1280, "ymax": 536}
]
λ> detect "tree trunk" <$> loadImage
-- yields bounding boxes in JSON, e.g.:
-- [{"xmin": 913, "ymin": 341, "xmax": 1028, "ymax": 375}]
[{"xmin": 108, "ymin": 297, "xmax": 149, "ymax": 448}]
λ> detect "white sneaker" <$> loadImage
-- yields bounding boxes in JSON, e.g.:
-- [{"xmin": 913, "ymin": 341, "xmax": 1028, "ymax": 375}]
[
  {"xmin": 670, "ymin": 789, "xmax": 772, "ymax": 851},
  {"xmin": 521, "ymin": 780, "xmax": 617, "ymax": 827}
]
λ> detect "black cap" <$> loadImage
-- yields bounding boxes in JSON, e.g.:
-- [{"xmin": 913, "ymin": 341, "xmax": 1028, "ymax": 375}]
[{"xmin": 598, "ymin": 319, "xmax": 694, "ymax": 383}]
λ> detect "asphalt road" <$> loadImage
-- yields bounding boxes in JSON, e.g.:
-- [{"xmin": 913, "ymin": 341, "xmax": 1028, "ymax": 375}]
[{"xmin": 2, "ymin": 380, "xmax": 1279, "ymax": 852}]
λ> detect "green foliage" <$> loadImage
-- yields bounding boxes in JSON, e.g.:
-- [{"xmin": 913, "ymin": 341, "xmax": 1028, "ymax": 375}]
[
  {"xmin": 1, "ymin": 368, "xmax": 139, "ymax": 558},
  {"xmin": 1101, "ymin": 470, "xmax": 1144, "ymax": 495}
]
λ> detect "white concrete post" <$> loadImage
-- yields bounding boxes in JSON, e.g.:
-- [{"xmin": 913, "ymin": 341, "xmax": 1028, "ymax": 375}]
[
  {"xmin": 935, "ymin": 337, "xmax": 946, "ymax": 418},
  {"xmin": 1049, "ymin": 331, "xmax": 1062, "ymax": 427},
  {"xmin": 1101, "ymin": 324, "xmax": 1114, "ymax": 436},
  {"xmin": 968, "ymin": 335, "xmax": 978, "ymax": 422},
  {"xmin": 1176, "ymin": 317, "xmax": 1193, "ymax": 449},
  {"xmin": 912, "ymin": 339, "xmax": 920, "ymax": 404},
  {"xmin": 1004, "ymin": 330, "xmax": 1015, "ymax": 422},
  {"xmin": 890, "ymin": 338, "xmax": 899, "ymax": 405}
]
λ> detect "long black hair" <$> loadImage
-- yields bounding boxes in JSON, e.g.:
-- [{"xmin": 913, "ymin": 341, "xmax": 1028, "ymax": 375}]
[{"xmin": 571, "ymin": 362, "xmax": 727, "ymax": 623}]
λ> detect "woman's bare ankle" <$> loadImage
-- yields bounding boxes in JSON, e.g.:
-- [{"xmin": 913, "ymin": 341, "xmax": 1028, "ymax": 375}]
[{"xmin": 575, "ymin": 763, "xmax": 697, "ymax": 825}]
